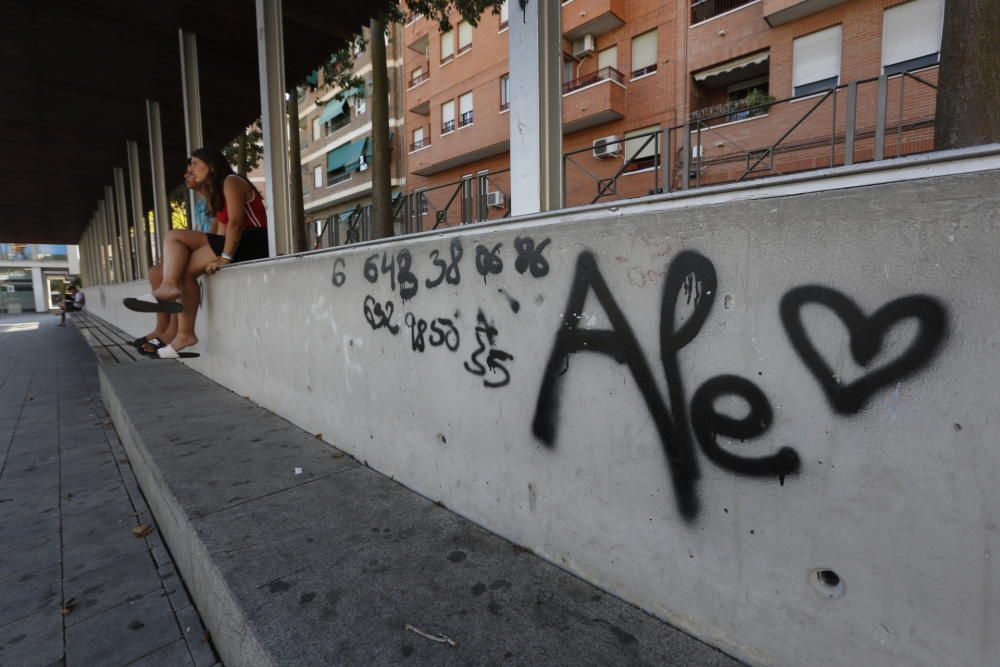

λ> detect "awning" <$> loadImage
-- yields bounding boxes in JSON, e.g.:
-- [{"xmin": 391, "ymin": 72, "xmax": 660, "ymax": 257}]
[
  {"xmin": 694, "ymin": 50, "xmax": 770, "ymax": 83},
  {"xmin": 326, "ymin": 138, "xmax": 366, "ymax": 172},
  {"xmin": 318, "ymin": 97, "xmax": 348, "ymax": 124}
]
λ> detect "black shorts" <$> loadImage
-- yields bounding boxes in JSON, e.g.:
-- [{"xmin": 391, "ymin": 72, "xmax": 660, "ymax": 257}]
[{"xmin": 207, "ymin": 228, "xmax": 268, "ymax": 263}]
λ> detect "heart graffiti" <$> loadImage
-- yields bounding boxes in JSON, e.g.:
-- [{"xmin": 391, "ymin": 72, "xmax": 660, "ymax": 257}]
[{"xmin": 780, "ymin": 286, "xmax": 947, "ymax": 414}]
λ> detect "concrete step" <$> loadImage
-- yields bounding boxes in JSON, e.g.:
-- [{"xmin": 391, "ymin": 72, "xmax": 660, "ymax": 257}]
[{"xmin": 100, "ymin": 360, "xmax": 744, "ymax": 666}]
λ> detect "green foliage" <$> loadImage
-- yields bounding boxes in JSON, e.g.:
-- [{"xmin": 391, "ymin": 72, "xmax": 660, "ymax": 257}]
[{"xmin": 223, "ymin": 120, "xmax": 264, "ymax": 175}]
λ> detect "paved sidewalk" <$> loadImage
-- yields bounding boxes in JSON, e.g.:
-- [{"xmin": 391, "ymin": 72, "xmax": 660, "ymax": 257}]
[{"xmin": 0, "ymin": 313, "xmax": 217, "ymax": 667}]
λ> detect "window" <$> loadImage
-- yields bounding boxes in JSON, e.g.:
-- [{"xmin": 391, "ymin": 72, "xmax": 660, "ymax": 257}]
[
  {"xmin": 459, "ymin": 92, "xmax": 474, "ymax": 127},
  {"xmin": 499, "ymin": 1, "xmax": 508, "ymax": 29},
  {"xmin": 410, "ymin": 66, "xmax": 428, "ymax": 87},
  {"xmin": 312, "ymin": 118, "xmax": 321, "ymax": 141},
  {"xmin": 328, "ymin": 166, "xmax": 350, "ymax": 185},
  {"xmin": 313, "ymin": 165, "xmax": 323, "ymax": 189},
  {"xmin": 441, "ymin": 99, "xmax": 456, "ymax": 133},
  {"xmin": 631, "ymin": 29, "xmax": 658, "ymax": 78},
  {"xmin": 727, "ymin": 76, "xmax": 770, "ymax": 122},
  {"xmin": 358, "ymin": 153, "xmax": 368, "ymax": 172},
  {"xmin": 882, "ymin": 0, "xmax": 944, "ymax": 75},
  {"xmin": 458, "ymin": 21, "xmax": 473, "ymax": 53},
  {"xmin": 624, "ymin": 126, "xmax": 659, "ymax": 169},
  {"xmin": 440, "ymin": 30, "xmax": 454, "ymax": 63},
  {"xmin": 598, "ymin": 45, "xmax": 618, "ymax": 73},
  {"xmin": 356, "ymin": 95, "xmax": 366, "ymax": 115},
  {"xmin": 500, "ymin": 74, "xmax": 510, "ymax": 111},
  {"xmin": 793, "ymin": 25, "xmax": 842, "ymax": 96},
  {"xmin": 411, "ymin": 127, "xmax": 428, "ymax": 151}
]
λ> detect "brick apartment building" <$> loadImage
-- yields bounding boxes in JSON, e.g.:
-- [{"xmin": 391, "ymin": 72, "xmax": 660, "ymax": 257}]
[
  {"xmin": 401, "ymin": 0, "xmax": 944, "ymax": 229},
  {"xmin": 277, "ymin": 24, "xmax": 408, "ymax": 246}
]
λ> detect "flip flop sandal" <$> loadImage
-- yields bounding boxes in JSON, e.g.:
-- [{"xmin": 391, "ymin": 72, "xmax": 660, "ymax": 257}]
[
  {"xmin": 123, "ymin": 294, "xmax": 182, "ymax": 314},
  {"xmin": 156, "ymin": 344, "xmax": 200, "ymax": 359},
  {"xmin": 139, "ymin": 339, "xmax": 166, "ymax": 357},
  {"xmin": 132, "ymin": 336, "xmax": 161, "ymax": 350}
]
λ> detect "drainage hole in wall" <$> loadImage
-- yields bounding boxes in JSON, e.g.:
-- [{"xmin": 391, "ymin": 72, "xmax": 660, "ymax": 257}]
[{"xmin": 810, "ymin": 568, "xmax": 845, "ymax": 599}]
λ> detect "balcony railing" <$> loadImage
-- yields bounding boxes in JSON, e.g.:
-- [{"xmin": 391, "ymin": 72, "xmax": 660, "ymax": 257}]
[
  {"xmin": 500, "ymin": 101, "xmax": 510, "ymax": 112},
  {"xmin": 563, "ymin": 66, "xmax": 625, "ymax": 95},
  {"xmin": 410, "ymin": 137, "xmax": 431, "ymax": 152},
  {"xmin": 441, "ymin": 119, "xmax": 455, "ymax": 134},
  {"xmin": 459, "ymin": 111, "xmax": 474, "ymax": 127},
  {"xmin": 409, "ymin": 71, "xmax": 430, "ymax": 88},
  {"xmin": 691, "ymin": 0, "xmax": 757, "ymax": 24}
]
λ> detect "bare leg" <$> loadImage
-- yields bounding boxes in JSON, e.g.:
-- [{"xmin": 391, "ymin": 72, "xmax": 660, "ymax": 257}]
[
  {"xmin": 153, "ymin": 230, "xmax": 210, "ymax": 302},
  {"xmin": 169, "ymin": 245, "xmax": 217, "ymax": 352},
  {"xmin": 145, "ymin": 263, "xmax": 170, "ymax": 340}
]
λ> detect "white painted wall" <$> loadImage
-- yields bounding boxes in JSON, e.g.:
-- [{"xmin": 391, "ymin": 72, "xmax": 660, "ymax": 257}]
[{"xmin": 89, "ymin": 149, "xmax": 1000, "ymax": 667}]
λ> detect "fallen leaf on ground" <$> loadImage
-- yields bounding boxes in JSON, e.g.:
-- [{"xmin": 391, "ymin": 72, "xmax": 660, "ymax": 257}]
[
  {"xmin": 119, "ymin": 458, "xmax": 129, "ymax": 464},
  {"xmin": 61, "ymin": 598, "xmax": 76, "ymax": 615},
  {"xmin": 132, "ymin": 524, "xmax": 154, "ymax": 538},
  {"xmin": 315, "ymin": 433, "xmax": 323, "ymax": 439},
  {"xmin": 331, "ymin": 452, "xmax": 344, "ymax": 459},
  {"xmin": 404, "ymin": 623, "xmax": 458, "ymax": 647}
]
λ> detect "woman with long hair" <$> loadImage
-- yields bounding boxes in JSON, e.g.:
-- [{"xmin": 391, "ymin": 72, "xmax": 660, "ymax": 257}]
[{"xmin": 124, "ymin": 147, "xmax": 268, "ymax": 357}]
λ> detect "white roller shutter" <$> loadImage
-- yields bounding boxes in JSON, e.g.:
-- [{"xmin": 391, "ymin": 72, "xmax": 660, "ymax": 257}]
[
  {"xmin": 598, "ymin": 45, "xmax": 618, "ymax": 71},
  {"xmin": 625, "ymin": 126, "xmax": 659, "ymax": 162},
  {"xmin": 882, "ymin": 0, "xmax": 944, "ymax": 67},
  {"xmin": 459, "ymin": 92, "xmax": 473, "ymax": 116},
  {"xmin": 441, "ymin": 100, "xmax": 455, "ymax": 125},
  {"xmin": 793, "ymin": 25, "xmax": 842, "ymax": 90},
  {"xmin": 458, "ymin": 21, "xmax": 473, "ymax": 50},
  {"xmin": 631, "ymin": 30, "xmax": 657, "ymax": 73},
  {"xmin": 440, "ymin": 30, "xmax": 454, "ymax": 60}
]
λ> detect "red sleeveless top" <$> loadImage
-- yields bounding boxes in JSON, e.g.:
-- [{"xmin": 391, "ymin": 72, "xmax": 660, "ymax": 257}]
[{"xmin": 216, "ymin": 175, "xmax": 267, "ymax": 228}]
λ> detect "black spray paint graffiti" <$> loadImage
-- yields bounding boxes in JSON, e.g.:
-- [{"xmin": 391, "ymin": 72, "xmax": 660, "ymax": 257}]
[
  {"xmin": 363, "ymin": 296, "xmax": 400, "ymax": 335},
  {"xmin": 464, "ymin": 310, "xmax": 514, "ymax": 388},
  {"xmin": 426, "ymin": 238, "xmax": 463, "ymax": 288},
  {"xmin": 780, "ymin": 286, "xmax": 947, "ymax": 414},
  {"xmin": 475, "ymin": 243, "xmax": 504, "ymax": 284},
  {"xmin": 404, "ymin": 313, "xmax": 460, "ymax": 353},
  {"xmin": 532, "ymin": 250, "xmax": 947, "ymax": 521},
  {"xmin": 514, "ymin": 237, "xmax": 551, "ymax": 278}
]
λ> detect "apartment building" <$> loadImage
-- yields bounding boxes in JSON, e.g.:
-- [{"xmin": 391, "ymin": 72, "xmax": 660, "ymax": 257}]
[
  {"xmin": 402, "ymin": 0, "xmax": 944, "ymax": 227},
  {"xmin": 292, "ymin": 24, "xmax": 408, "ymax": 245},
  {"xmin": 0, "ymin": 244, "xmax": 80, "ymax": 313}
]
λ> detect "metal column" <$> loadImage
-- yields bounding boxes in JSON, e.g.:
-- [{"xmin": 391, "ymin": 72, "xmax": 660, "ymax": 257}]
[
  {"xmin": 104, "ymin": 186, "xmax": 123, "ymax": 281},
  {"xmin": 114, "ymin": 168, "xmax": 135, "ymax": 281},
  {"xmin": 255, "ymin": 0, "xmax": 292, "ymax": 257},
  {"xmin": 179, "ymin": 29, "xmax": 203, "ymax": 227},
  {"xmin": 127, "ymin": 141, "xmax": 150, "ymax": 278},
  {"xmin": 508, "ymin": 0, "xmax": 562, "ymax": 216},
  {"xmin": 97, "ymin": 200, "xmax": 112, "ymax": 283},
  {"xmin": 146, "ymin": 100, "xmax": 170, "ymax": 263}
]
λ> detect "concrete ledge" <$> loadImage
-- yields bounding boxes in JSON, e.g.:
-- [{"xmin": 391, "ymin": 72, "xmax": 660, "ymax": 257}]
[{"xmin": 100, "ymin": 360, "xmax": 742, "ymax": 666}]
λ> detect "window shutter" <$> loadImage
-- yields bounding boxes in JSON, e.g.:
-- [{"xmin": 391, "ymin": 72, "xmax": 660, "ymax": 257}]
[
  {"xmin": 313, "ymin": 166, "xmax": 323, "ymax": 189},
  {"xmin": 500, "ymin": 1, "xmax": 508, "ymax": 24},
  {"xmin": 441, "ymin": 100, "xmax": 455, "ymax": 124},
  {"xmin": 793, "ymin": 25, "xmax": 842, "ymax": 89},
  {"xmin": 441, "ymin": 30, "xmax": 454, "ymax": 60},
  {"xmin": 882, "ymin": 0, "xmax": 944, "ymax": 67},
  {"xmin": 598, "ymin": 45, "xmax": 618, "ymax": 71},
  {"xmin": 459, "ymin": 93, "xmax": 473, "ymax": 115},
  {"xmin": 631, "ymin": 30, "xmax": 657, "ymax": 72},
  {"xmin": 413, "ymin": 127, "xmax": 424, "ymax": 143},
  {"xmin": 625, "ymin": 126, "xmax": 659, "ymax": 162},
  {"xmin": 458, "ymin": 21, "xmax": 473, "ymax": 49}
]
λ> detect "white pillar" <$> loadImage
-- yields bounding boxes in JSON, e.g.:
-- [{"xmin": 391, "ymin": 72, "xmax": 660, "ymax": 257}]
[
  {"xmin": 509, "ymin": 0, "xmax": 563, "ymax": 216},
  {"xmin": 30, "ymin": 267, "xmax": 46, "ymax": 313},
  {"xmin": 179, "ymin": 29, "xmax": 204, "ymax": 227},
  {"xmin": 114, "ymin": 168, "xmax": 135, "ymax": 281},
  {"xmin": 255, "ymin": 0, "xmax": 291, "ymax": 257},
  {"xmin": 127, "ymin": 141, "xmax": 150, "ymax": 278},
  {"xmin": 103, "ymin": 187, "xmax": 121, "ymax": 282},
  {"xmin": 99, "ymin": 198, "xmax": 115, "ymax": 282},
  {"xmin": 146, "ymin": 100, "xmax": 170, "ymax": 263}
]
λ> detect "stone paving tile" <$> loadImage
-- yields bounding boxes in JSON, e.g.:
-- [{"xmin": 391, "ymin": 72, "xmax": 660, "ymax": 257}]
[
  {"xmin": 0, "ymin": 563, "xmax": 61, "ymax": 627},
  {"xmin": 0, "ymin": 315, "xmax": 219, "ymax": 667},
  {"xmin": 65, "ymin": 592, "xmax": 181, "ymax": 667},
  {"xmin": 0, "ymin": 608, "xmax": 64, "ymax": 667},
  {"xmin": 63, "ymin": 551, "xmax": 163, "ymax": 627},
  {"xmin": 128, "ymin": 639, "xmax": 195, "ymax": 667}
]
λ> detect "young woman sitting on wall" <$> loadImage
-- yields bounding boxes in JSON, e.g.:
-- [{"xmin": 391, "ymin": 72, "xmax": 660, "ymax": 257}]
[{"xmin": 124, "ymin": 147, "xmax": 268, "ymax": 358}]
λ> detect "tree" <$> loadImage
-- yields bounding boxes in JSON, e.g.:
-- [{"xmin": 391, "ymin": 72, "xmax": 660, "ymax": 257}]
[
  {"xmin": 223, "ymin": 121, "xmax": 264, "ymax": 177},
  {"xmin": 934, "ymin": 0, "xmax": 1000, "ymax": 149},
  {"xmin": 312, "ymin": 1, "xmax": 507, "ymax": 240}
]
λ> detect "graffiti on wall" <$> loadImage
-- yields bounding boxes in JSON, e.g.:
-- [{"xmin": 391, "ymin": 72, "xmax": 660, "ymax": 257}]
[
  {"xmin": 335, "ymin": 236, "xmax": 551, "ymax": 388},
  {"xmin": 333, "ymin": 238, "xmax": 947, "ymax": 521},
  {"xmin": 532, "ymin": 250, "xmax": 948, "ymax": 521}
]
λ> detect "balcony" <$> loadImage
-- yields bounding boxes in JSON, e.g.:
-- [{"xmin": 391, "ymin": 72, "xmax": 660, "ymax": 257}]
[
  {"xmin": 690, "ymin": 0, "xmax": 758, "ymax": 25},
  {"xmin": 408, "ymin": 71, "xmax": 430, "ymax": 89},
  {"xmin": 762, "ymin": 0, "xmax": 850, "ymax": 27},
  {"xmin": 409, "ymin": 137, "xmax": 431, "ymax": 152},
  {"xmin": 562, "ymin": 67, "xmax": 627, "ymax": 133},
  {"xmin": 562, "ymin": 0, "xmax": 626, "ymax": 41}
]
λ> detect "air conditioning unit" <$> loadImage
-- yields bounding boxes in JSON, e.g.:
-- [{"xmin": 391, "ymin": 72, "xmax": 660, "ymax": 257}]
[
  {"xmin": 485, "ymin": 191, "xmax": 505, "ymax": 208},
  {"xmin": 592, "ymin": 135, "xmax": 621, "ymax": 159},
  {"xmin": 572, "ymin": 34, "xmax": 595, "ymax": 59}
]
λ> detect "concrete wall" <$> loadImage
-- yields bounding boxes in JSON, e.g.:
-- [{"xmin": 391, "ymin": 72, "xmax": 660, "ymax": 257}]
[{"xmin": 89, "ymin": 148, "xmax": 1000, "ymax": 667}]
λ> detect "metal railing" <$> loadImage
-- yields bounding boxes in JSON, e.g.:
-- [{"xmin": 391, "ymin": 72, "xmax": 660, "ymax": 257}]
[
  {"xmin": 691, "ymin": 0, "xmax": 757, "ymax": 25},
  {"xmin": 563, "ymin": 66, "xmax": 625, "ymax": 95},
  {"xmin": 441, "ymin": 119, "xmax": 455, "ymax": 133},
  {"xmin": 459, "ymin": 111, "xmax": 474, "ymax": 127},
  {"xmin": 311, "ymin": 65, "xmax": 938, "ymax": 248},
  {"xmin": 408, "ymin": 71, "xmax": 430, "ymax": 88},
  {"xmin": 409, "ymin": 137, "xmax": 431, "ymax": 152},
  {"xmin": 563, "ymin": 66, "xmax": 938, "ymax": 206}
]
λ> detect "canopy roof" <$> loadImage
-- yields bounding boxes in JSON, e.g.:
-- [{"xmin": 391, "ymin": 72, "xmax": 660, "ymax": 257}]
[{"xmin": 0, "ymin": 0, "xmax": 390, "ymax": 244}]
